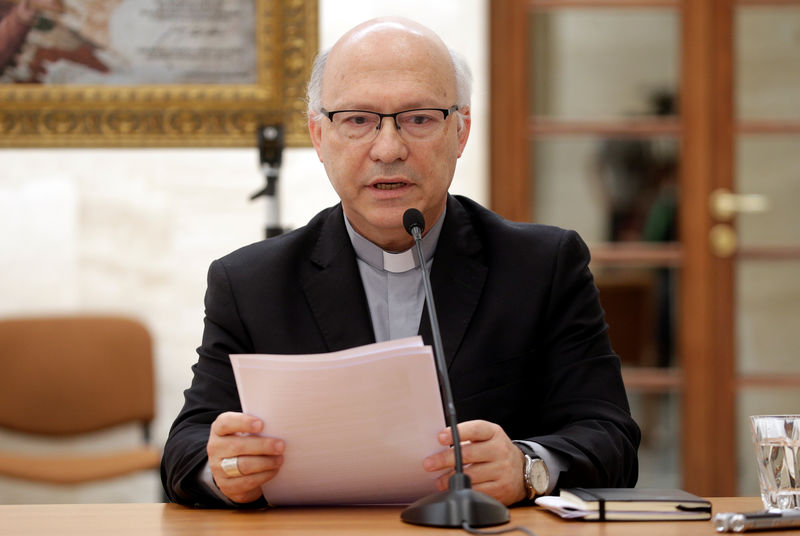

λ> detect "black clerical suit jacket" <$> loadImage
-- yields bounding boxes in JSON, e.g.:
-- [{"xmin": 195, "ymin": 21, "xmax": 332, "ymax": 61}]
[{"xmin": 161, "ymin": 195, "xmax": 640, "ymax": 507}]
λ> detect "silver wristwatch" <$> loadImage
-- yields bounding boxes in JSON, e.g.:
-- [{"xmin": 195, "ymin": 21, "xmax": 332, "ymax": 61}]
[{"xmin": 523, "ymin": 453, "xmax": 550, "ymax": 499}]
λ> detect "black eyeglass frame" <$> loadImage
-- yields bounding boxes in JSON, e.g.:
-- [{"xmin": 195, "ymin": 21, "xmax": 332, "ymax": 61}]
[{"xmin": 319, "ymin": 105, "xmax": 459, "ymax": 130}]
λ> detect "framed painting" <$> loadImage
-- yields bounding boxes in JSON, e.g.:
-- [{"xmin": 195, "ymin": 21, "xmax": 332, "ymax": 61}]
[{"xmin": 0, "ymin": 0, "xmax": 318, "ymax": 147}]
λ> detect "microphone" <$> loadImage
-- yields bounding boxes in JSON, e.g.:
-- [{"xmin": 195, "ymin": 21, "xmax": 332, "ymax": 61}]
[
  {"xmin": 400, "ymin": 208, "xmax": 509, "ymax": 529},
  {"xmin": 402, "ymin": 209, "xmax": 426, "ymax": 240}
]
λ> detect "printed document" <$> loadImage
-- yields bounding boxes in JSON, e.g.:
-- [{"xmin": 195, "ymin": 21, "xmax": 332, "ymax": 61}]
[{"xmin": 230, "ymin": 336, "xmax": 446, "ymax": 505}]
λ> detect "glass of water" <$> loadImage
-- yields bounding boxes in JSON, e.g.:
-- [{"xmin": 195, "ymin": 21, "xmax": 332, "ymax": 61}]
[{"xmin": 750, "ymin": 415, "xmax": 800, "ymax": 510}]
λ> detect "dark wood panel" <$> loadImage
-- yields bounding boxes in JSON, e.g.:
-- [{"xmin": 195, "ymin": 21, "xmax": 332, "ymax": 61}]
[
  {"xmin": 490, "ymin": 0, "xmax": 530, "ymax": 222},
  {"xmin": 622, "ymin": 367, "xmax": 683, "ymax": 392},
  {"xmin": 527, "ymin": 118, "xmax": 800, "ymax": 137},
  {"xmin": 737, "ymin": 0, "xmax": 800, "ymax": 5},
  {"xmin": 589, "ymin": 242, "xmax": 683, "ymax": 266},
  {"xmin": 679, "ymin": 0, "xmax": 733, "ymax": 496},
  {"xmin": 738, "ymin": 374, "xmax": 800, "ymax": 387},
  {"xmin": 738, "ymin": 121, "xmax": 800, "ymax": 134},
  {"xmin": 529, "ymin": 0, "xmax": 679, "ymax": 8},
  {"xmin": 530, "ymin": 117, "xmax": 680, "ymax": 137},
  {"xmin": 737, "ymin": 246, "xmax": 800, "ymax": 260}
]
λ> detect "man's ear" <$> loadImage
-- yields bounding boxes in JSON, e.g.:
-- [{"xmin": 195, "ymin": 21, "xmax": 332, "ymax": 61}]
[
  {"xmin": 308, "ymin": 115, "xmax": 324, "ymax": 162},
  {"xmin": 456, "ymin": 106, "xmax": 471, "ymax": 158}
]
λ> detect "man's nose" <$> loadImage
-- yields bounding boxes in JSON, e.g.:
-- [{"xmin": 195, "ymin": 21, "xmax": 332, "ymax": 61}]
[{"xmin": 369, "ymin": 116, "xmax": 408, "ymax": 161}]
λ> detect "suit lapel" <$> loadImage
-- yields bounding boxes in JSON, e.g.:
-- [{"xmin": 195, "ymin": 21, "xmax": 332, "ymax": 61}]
[
  {"xmin": 419, "ymin": 196, "xmax": 488, "ymax": 369},
  {"xmin": 301, "ymin": 205, "xmax": 375, "ymax": 352}
]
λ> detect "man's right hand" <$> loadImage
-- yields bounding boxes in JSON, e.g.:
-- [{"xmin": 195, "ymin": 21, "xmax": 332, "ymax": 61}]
[{"xmin": 207, "ymin": 412, "xmax": 285, "ymax": 504}]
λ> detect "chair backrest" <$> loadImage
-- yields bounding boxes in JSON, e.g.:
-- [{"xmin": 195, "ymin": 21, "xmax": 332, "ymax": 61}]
[{"xmin": 0, "ymin": 315, "xmax": 154, "ymax": 436}]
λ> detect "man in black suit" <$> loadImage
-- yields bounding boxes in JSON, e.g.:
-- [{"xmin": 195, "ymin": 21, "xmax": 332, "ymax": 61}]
[{"xmin": 161, "ymin": 17, "xmax": 640, "ymax": 508}]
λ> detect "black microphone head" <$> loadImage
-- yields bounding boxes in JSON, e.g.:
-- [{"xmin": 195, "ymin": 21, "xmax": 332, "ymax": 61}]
[{"xmin": 403, "ymin": 208, "xmax": 425, "ymax": 237}]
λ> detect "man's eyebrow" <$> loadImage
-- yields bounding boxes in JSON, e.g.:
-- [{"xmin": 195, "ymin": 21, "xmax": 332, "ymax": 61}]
[{"xmin": 327, "ymin": 102, "xmax": 445, "ymax": 111}]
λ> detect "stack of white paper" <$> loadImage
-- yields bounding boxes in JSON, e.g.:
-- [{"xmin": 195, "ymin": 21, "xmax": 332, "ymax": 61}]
[{"xmin": 230, "ymin": 336, "xmax": 447, "ymax": 505}]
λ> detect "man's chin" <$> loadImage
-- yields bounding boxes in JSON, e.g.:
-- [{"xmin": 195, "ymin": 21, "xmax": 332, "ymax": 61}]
[
  {"xmin": 367, "ymin": 205, "xmax": 413, "ymax": 227},
  {"xmin": 353, "ymin": 211, "xmax": 418, "ymax": 249}
]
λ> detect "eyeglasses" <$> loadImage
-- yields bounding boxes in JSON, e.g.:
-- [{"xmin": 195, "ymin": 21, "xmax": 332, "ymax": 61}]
[{"xmin": 319, "ymin": 105, "xmax": 459, "ymax": 143}]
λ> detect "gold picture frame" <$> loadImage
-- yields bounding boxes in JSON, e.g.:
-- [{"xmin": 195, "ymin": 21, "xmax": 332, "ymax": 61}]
[{"xmin": 0, "ymin": 0, "xmax": 317, "ymax": 147}]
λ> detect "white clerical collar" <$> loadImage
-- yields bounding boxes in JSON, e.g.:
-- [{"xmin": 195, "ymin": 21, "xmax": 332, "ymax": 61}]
[{"xmin": 344, "ymin": 207, "xmax": 445, "ymax": 274}]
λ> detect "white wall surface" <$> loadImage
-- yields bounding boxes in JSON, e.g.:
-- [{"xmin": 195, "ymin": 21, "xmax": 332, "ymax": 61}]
[{"xmin": 0, "ymin": 1, "xmax": 487, "ymax": 503}]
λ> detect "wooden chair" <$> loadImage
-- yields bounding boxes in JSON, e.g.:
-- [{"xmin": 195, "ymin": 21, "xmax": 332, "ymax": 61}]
[
  {"xmin": 595, "ymin": 271, "xmax": 657, "ymax": 369},
  {"xmin": 595, "ymin": 271, "xmax": 665, "ymax": 447},
  {"xmin": 0, "ymin": 315, "xmax": 161, "ymax": 484}
]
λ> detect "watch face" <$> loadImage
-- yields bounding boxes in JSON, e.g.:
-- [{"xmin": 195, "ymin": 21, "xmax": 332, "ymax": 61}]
[{"xmin": 530, "ymin": 458, "xmax": 549, "ymax": 494}]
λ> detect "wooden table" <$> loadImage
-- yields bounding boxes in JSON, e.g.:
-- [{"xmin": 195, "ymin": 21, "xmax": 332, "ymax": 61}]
[{"xmin": 4, "ymin": 497, "xmax": 796, "ymax": 536}]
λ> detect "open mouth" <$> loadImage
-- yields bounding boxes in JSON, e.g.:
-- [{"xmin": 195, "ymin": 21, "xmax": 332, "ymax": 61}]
[{"xmin": 373, "ymin": 182, "xmax": 406, "ymax": 190}]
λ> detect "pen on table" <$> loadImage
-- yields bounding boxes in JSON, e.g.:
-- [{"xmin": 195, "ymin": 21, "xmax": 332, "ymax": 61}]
[{"xmin": 714, "ymin": 509, "xmax": 800, "ymax": 533}]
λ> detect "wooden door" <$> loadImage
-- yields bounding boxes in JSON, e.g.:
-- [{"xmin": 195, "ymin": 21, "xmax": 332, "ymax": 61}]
[
  {"xmin": 490, "ymin": 0, "xmax": 800, "ymax": 496},
  {"xmin": 726, "ymin": 0, "xmax": 800, "ymax": 496}
]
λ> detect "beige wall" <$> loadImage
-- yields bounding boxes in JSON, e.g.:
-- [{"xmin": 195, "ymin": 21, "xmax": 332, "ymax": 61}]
[{"xmin": 0, "ymin": 1, "xmax": 488, "ymax": 503}]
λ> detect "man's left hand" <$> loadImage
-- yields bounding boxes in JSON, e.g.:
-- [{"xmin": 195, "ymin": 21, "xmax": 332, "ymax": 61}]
[{"xmin": 422, "ymin": 419, "xmax": 526, "ymax": 505}]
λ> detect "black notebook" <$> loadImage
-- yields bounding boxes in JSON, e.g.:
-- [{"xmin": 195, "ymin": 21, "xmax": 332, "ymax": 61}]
[{"xmin": 535, "ymin": 488, "xmax": 712, "ymax": 521}]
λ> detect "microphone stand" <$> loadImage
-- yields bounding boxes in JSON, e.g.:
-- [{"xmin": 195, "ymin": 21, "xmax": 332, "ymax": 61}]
[
  {"xmin": 250, "ymin": 124, "xmax": 284, "ymax": 238},
  {"xmin": 401, "ymin": 209, "xmax": 510, "ymax": 528},
  {"xmin": 250, "ymin": 165, "xmax": 282, "ymax": 238}
]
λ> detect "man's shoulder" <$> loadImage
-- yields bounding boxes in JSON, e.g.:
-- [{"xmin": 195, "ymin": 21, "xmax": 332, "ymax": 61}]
[{"xmin": 451, "ymin": 195, "xmax": 574, "ymax": 247}]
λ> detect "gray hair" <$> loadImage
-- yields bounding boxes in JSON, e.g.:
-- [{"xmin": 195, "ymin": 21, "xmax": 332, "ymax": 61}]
[{"xmin": 306, "ymin": 47, "xmax": 472, "ymax": 127}]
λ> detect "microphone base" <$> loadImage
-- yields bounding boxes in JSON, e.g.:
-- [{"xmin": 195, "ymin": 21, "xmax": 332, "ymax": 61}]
[{"xmin": 401, "ymin": 487, "xmax": 510, "ymax": 528}]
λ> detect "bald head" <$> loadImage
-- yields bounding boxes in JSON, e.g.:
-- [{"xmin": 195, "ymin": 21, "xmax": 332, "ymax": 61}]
[
  {"xmin": 330, "ymin": 18, "xmax": 452, "ymax": 79},
  {"xmin": 307, "ymin": 18, "xmax": 471, "ymax": 116},
  {"xmin": 336, "ymin": 17, "xmax": 449, "ymax": 55}
]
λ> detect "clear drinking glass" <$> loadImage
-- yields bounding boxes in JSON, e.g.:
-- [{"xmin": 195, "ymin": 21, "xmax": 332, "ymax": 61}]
[{"xmin": 750, "ymin": 415, "xmax": 800, "ymax": 510}]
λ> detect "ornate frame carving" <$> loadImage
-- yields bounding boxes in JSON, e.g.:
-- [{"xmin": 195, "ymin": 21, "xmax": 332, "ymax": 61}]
[{"xmin": 0, "ymin": 0, "xmax": 317, "ymax": 147}]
